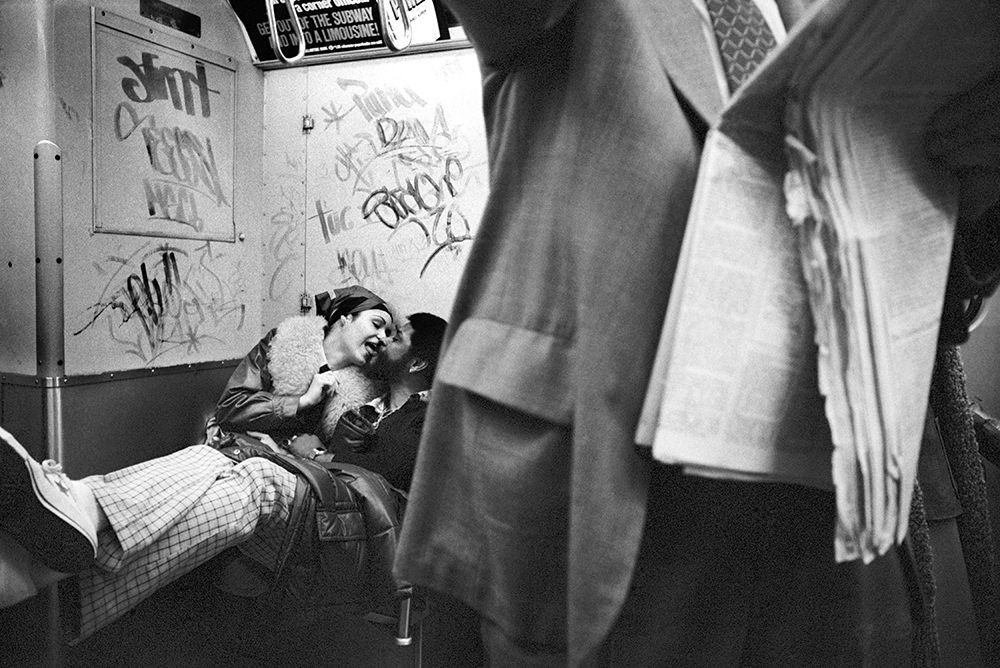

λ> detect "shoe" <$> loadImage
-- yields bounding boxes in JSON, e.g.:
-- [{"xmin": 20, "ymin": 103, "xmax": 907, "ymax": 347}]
[{"xmin": 0, "ymin": 426, "xmax": 98, "ymax": 573}]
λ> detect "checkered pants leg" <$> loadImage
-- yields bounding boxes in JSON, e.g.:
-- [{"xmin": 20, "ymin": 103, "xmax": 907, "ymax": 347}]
[{"xmin": 67, "ymin": 445, "xmax": 298, "ymax": 642}]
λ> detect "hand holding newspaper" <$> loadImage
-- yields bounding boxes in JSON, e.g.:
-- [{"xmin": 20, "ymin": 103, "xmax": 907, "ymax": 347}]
[{"xmin": 637, "ymin": 0, "xmax": 1000, "ymax": 562}]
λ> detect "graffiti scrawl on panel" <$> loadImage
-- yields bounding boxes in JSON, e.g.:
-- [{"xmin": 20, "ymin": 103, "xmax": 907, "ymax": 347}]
[
  {"xmin": 93, "ymin": 17, "xmax": 236, "ymax": 241},
  {"xmin": 308, "ymin": 76, "xmax": 486, "ymax": 285},
  {"xmin": 74, "ymin": 242, "xmax": 247, "ymax": 365}
]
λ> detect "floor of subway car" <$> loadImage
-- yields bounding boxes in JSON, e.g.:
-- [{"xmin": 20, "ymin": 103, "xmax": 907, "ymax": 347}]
[
  {"xmin": 61, "ymin": 557, "xmax": 421, "ymax": 668},
  {"xmin": 0, "ymin": 550, "xmax": 484, "ymax": 668}
]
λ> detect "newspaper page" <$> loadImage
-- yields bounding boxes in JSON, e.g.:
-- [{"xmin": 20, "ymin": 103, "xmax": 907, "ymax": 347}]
[
  {"xmin": 785, "ymin": 0, "xmax": 998, "ymax": 561},
  {"xmin": 638, "ymin": 0, "xmax": 1000, "ymax": 562},
  {"xmin": 636, "ymin": 128, "xmax": 834, "ymax": 491}
]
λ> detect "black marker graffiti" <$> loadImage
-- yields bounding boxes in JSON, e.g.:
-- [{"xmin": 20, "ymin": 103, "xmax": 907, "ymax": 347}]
[
  {"xmin": 59, "ymin": 97, "xmax": 80, "ymax": 123},
  {"xmin": 76, "ymin": 244, "xmax": 246, "ymax": 364},
  {"xmin": 334, "ymin": 77, "xmax": 426, "ymax": 124},
  {"xmin": 361, "ymin": 156, "xmax": 460, "ymax": 225},
  {"xmin": 320, "ymin": 100, "xmax": 352, "ymax": 133},
  {"xmin": 265, "ymin": 182, "xmax": 305, "ymax": 301},
  {"xmin": 143, "ymin": 179, "xmax": 203, "ymax": 230},
  {"xmin": 125, "ymin": 250, "xmax": 178, "ymax": 342},
  {"xmin": 336, "ymin": 245, "xmax": 395, "ymax": 285},
  {"xmin": 311, "ymin": 92, "xmax": 482, "ymax": 283},
  {"xmin": 330, "ymin": 104, "xmax": 466, "ymax": 190},
  {"xmin": 374, "ymin": 106, "xmax": 460, "ymax": 166},
  {"xmin": 332, "ymin": 135, "xmax": 380, "ymax": 190},
  {"xmin": 114, "ymin": 101, "xmax": 228, "ymax": 230},
  {"xmin": 312, "ymin": 200, "xmax": 360, "ymax": 244},
  {"xmin": 359, "ymin": 157, "xmax": 472, "ymax": 276},
  {"xmin": 117, "ymin": 52, "xmax": 218, "ymax": 118}
]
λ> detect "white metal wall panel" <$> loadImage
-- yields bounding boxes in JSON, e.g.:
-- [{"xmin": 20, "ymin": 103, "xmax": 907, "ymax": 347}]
[{"xmin": 261, "ymin": 46, "xmax": 488, "ymax": 323}]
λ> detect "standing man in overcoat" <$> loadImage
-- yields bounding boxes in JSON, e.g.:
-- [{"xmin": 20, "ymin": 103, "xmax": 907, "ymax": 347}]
[{"xmin": 394, "ymin": 0, "xmax": 1000, "ymax": 666}]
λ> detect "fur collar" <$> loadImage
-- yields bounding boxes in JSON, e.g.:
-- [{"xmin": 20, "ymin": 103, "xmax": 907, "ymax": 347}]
[{"xmin": 266, "ymin": 315, "xmax": 383, "ymax": 444}]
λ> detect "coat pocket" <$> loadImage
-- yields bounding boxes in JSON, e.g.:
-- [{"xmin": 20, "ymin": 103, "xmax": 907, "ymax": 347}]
[{"xmin": 436, "ymin": 318, "xmax": 574, "ymax": 426}]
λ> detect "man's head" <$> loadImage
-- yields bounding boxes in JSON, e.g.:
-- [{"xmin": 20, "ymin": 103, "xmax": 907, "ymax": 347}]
[{"xmin": 368, "ymin": 312, "xmax": 447, "ymax": 383}]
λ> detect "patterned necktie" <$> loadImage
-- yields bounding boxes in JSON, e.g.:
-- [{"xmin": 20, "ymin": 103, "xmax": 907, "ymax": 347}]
[{"xmin": 704, "ymin": 0, "xmax": 777, "ymax": 93}]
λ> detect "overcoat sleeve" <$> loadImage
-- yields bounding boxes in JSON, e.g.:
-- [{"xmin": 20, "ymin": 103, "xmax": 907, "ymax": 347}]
[
  {"xmin": 939, "ymin": 201, "xmax": 1000, "ymax": 345},
  {"xmin": 441, "ymin": 0, "xmax": 576, "ymax": 67}
]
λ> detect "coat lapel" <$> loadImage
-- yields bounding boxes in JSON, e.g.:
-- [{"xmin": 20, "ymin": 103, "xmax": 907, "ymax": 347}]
[
  {"xmin": 641, "ymin": 0, "xmax": 724, "ymax": 126},
  {"xmin": 774, "ymin": 0, "xmax": 811, "ymax": 27}
]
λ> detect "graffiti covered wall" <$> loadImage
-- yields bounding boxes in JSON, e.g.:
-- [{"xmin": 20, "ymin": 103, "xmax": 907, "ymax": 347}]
[
  {"xmin": 60, "ymin": 7, "xmax": 263, "ymax": 374},
  {"xmin": 262, "ymin": 47, "xmax": 487, "ymax": 324},
  {"xmin": 92, "ymin": 17, "xmax": 236, "ymax": 241}
]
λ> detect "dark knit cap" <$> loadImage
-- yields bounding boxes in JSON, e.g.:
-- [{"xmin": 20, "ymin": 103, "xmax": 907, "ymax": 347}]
[{"xmin": 314, "ymin": 285, "xmax": 391, "ymax": 325}]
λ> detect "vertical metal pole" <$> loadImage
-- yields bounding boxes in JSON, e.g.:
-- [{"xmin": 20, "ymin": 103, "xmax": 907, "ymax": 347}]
[
  {"xmin": 414, "ymin": 617, "xmax": 423, "ymax": 668},
  {"xmin": 34, "ymin": 139, "xmax": 66, "ymax": 459},
  {"xmin": 34, "ymin": 139, "xmax": 66, "ymax": 668},
  {"xmin": 396, "ymin": 596, "xmax": 412, "ymax": 645},
  {"xmin": 32, "ymin": 1, "xmax": 64, "ymax": 664},
  {"xmin": 34, "ymin": 140, "xmax": 65, "ymax": 379}
]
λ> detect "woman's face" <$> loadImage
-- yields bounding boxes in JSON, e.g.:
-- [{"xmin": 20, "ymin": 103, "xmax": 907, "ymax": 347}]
[{"xmin": 332, "ymin": 308, "xmax": 394, "ymax": 367}]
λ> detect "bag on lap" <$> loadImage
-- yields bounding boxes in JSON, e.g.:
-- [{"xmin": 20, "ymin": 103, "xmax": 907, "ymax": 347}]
[{"xmin": 217, "ymin": 438, "xmax": 407, "ymax": 617}]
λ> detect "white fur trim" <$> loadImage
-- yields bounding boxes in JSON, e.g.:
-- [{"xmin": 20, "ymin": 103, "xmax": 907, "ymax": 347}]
[{"xmin": 268, "ymin": 316, "xmax": 326, "ymax": 395}]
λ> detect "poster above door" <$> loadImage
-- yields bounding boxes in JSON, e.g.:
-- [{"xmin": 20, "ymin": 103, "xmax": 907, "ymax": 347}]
[{"xmin": 225, "ymin": 0, "xmax": 466, "ymax": 67}]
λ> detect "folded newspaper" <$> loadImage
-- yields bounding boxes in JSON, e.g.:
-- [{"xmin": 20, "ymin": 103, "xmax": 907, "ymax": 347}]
[{"xmin": 637, "ymin": 0, "xmax": 1000, "ymax": 562}]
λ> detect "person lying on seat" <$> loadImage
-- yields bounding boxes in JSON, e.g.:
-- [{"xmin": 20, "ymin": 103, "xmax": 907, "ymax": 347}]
[{"xmin": 0, "ymin": 298, "xmax": 447, "ymax": 645}]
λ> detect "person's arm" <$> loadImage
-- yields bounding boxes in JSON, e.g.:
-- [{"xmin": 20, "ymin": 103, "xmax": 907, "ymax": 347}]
[
  {"xmin": 926, "ymin": 69, "xmax": 1000, "ymax": 343},
  {"xmin": 213, "ymin": 330, "xmax": 303, "ymax": 434},
  {"xmin": 927, "ymin": 69, "xmax": 1000, "ymax": 226},
  {"xmin": 364, "ymin": 399, "xmax": 426, "ymax": 491},
  {"xmin": 442, "ymin": 0, "xmax": 576, "ymax": 68}
]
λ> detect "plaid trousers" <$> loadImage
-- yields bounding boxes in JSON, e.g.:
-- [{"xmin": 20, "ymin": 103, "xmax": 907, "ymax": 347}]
[{"xmin": 65, "ymin": 445, "xmax": 298, "ymax": 642}]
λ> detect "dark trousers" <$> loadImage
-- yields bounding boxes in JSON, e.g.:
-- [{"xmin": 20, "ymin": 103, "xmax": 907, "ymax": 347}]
[
  {"xmin": 478, "ymin": 466, "xmax": 915, "ymax": 667},
  {"xmin": 598, "ymin": 467, "xmax": 914, "ymax": 667}
]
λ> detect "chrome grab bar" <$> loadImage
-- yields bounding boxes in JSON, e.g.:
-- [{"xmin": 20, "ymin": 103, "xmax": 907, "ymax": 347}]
[
  {"xmin": 379, "ymin": 0, "xmax": 412, "ymax": 52},
  {"xmin": 264, "ymin": 0, "xmax": 412, "ymax": 62},
  {"xmin": 265, "ymin": 0, "xmax": 306, "ymax": 64}
]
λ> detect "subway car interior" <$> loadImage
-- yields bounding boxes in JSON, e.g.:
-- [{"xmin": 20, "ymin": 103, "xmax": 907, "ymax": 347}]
[
  {"xmin": 1, "ymin": 1, "xmax": 482, "ymax": 665},
  {"xmin": 2, "ymin": 0, "xmax": 1000, "ymax": 666}
]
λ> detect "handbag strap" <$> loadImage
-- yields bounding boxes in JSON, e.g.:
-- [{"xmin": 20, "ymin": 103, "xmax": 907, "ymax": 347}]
[
  {"xmin": 268, "ymin": 452, "xmax": 357, "ymax": 512},
  {"xmin": 217, "ymin": 437, "xmax": 358, "ymax": 512},
  {"xmin": 271, "ymin": 475, "xmax": 313, "ymax": 582}
]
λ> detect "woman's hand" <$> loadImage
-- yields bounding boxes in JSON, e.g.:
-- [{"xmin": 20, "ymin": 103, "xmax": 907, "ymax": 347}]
[
  {"xmin": 926, "ymin": 69, "xmax": 1000, "ymax": 222},
  {"xmin": 298, "ymin": 370, "xmax": 339, "ymax": 411}
]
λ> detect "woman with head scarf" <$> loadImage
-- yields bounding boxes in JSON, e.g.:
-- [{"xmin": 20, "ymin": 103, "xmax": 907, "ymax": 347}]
[{"xmin": 208, "ymin": 285, "xmax": 396, "ymax": 453}]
